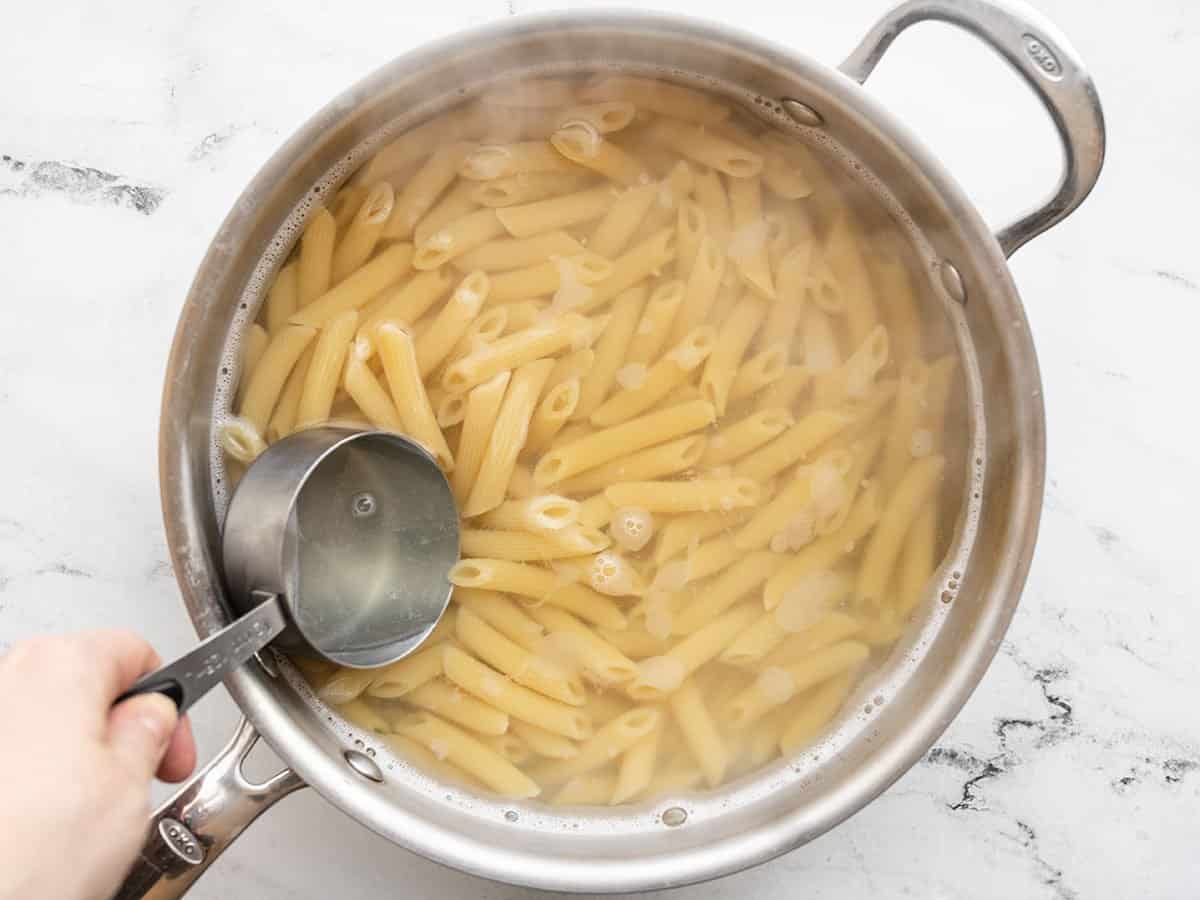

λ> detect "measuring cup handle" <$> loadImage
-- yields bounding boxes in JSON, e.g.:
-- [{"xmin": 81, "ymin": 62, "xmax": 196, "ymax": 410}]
[
  {"xmin": 838, "ymin": 0, "xmax": 1106, "ymax": 257},
  {"xmin": 111, "ymin": 718, "xmax": 305, "ymax": 900},
  {"xmin": 114, "ymin": 593, "xmax": 287, "ymax": 713}
]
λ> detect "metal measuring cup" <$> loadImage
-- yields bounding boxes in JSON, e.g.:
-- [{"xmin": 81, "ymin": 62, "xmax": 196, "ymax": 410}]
[{"xmin": 120, "ymin": 428, "xmax": 460, "ymax": 711}]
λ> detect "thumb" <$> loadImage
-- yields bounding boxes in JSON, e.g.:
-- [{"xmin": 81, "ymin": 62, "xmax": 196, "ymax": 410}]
[{"xmin": 108, "ymin": 693, "xmax": 179, "ymax": 780}]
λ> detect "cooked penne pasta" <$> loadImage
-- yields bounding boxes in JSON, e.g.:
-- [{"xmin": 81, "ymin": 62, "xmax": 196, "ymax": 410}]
[{"xmin": 232, "ymin": 76, "xmax": 966, "ymax": 802}]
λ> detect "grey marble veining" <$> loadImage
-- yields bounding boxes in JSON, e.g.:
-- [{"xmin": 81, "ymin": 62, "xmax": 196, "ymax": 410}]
[{"xmin": 1, "ymin": 1, "xmax": 1197, "ymax": 898}]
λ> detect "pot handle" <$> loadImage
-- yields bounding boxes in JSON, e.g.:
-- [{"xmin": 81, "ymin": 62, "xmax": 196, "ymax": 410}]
[
  {"xmin": 111, "ymin": 717, "xmax": 305, "ymax": 900},
  {"xmin": 838, "ymin": 0, "xmax": 1105, "ymax": 257}
]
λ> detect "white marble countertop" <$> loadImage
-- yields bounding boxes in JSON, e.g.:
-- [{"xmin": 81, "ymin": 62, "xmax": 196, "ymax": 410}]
[{"xmin": 1, "ymin": 0, "xmax": 1197, "ymax": 897}]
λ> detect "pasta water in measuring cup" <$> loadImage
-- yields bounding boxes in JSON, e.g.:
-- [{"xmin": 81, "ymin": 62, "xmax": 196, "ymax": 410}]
[{"xmin": 218, "ymin": 71, "xmax": 968, "ymax": 805}]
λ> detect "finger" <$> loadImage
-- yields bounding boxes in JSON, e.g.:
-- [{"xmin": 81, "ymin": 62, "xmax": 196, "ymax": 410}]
[
  {"xmin": 76, "ymin": 629, "xmax": 163, "ymax": 710},
  {"xmin": 107, "ymin": 692, "xmax": 178, "ymax": 780},
  {"xmin": 157, "ymin": 714, "xmax": 198, "ymax": 783}
]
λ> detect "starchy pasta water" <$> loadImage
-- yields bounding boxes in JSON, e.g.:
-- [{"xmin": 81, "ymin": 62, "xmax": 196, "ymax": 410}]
[{"xmin": 222, "ymin": 73, "xmax": 966, "ymax": 805}]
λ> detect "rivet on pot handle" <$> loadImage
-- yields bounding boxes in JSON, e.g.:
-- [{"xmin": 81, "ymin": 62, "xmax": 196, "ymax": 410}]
[
  {"xmin": 111, "ymin": 718, "xmax": 304, "ymax": 900},
  {"xmin": 838, "ymin": 0, "xmax": 1106, "ymax": 258}
]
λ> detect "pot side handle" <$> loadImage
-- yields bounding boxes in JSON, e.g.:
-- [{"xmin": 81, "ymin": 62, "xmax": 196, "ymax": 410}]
[
  {"xmin": 111, "ymin": 718, "xmax": 305, "ymax": 900},
  {"xmin": 838, "ymin": 0, "xmax": 1106, "ymax": 258}
]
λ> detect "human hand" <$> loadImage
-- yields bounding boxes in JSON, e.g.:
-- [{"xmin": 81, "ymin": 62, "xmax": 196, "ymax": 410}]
[{"xmin": 0, "ymin": 631, "xmax": 197, "ymax": 900}]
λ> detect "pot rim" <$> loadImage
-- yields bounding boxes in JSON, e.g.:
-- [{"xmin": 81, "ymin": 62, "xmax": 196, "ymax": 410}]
[{"xmin": 160, "ymin": 9, "xmax": 1045, "ymax": 892}]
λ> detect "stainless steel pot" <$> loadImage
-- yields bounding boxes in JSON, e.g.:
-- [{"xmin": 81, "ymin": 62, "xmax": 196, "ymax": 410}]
[{"xmin": 119, "ymin": 1, "xmax": 1104, "ymax": 896}]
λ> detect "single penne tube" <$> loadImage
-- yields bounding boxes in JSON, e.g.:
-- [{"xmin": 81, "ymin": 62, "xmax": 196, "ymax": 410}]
[
  {"xmin": 294, "ymin": 310, "xmax": 359, "ymax": 430},
  {"xmin": 442, "ymin": 645, "xmax": 592, "ymax": 740},
  {"xmin": 589, "ymin": 326, "xmax": 716, "ymax": 426},
  {"xmin": 626, "ymin": 280, "xmax": 686, "ymax": 366},
  {"xmin": 604, "ymin": 478, "xmax": 760, "ymax": 515},
  {"xmin": 573, "ymin": 285, "xmax": 647, "ymax": 419},
  {"xmin": 384, "ymin": 733, "xmax": 484, "ymax": 789},
  {"xmin": 413, "ymin": 180, "xmax": 480, "ymax": 246},
  {"xmin": 290, "ymin": 242, "xmax": 415, "ymax": 328},
  {"xmin": 675, "ymin": 200, "xmax": 707, "ymax": 281},
  {"xmin": 555, "ymin": 435, "xmax": 706, "ymax": 495},
  {"xmin": 405, "ymin": 678, "xmax": 510, "ymax": 736},
  {"xmin": 575, "ymin": 226, "xmax": 677, "ymax": 313},
  {"xmin": 856, "ymin": 454, "xmax": 946, "ymax": 607},
  {"xmin": 496, "ymin": 185, "xmax": 617, "ymax": 238},
  {"xmin": 487, "ymin": 252, "xmax": 612, "ymax": 303},
  {"xmin": 456, "ymin": 607, "xmax": 585, "ymax": 705},
  {"xmin": 478, "ymin": 495, "xmax": 580, "ymax": 532},
  {"xmin": 459, "ymin": 141, "xmax": 582, "ymax": 181},
  {"xmin": 376, "ymin": 324, "xmax": 455, "ymax": 470},
  {"xmin": 733, "ymin": 409, "xmax": 854, "ymax": 482},
  {"xmin": 551, "ymin": 123, "xmax": 647, "ymax": 186},
  {"xmin": 523, "ymin": 604, "xmax": 639, "ymax": 686},
  {"xmin": 412, "ymin": 208, "xmax": 505, "ymax": 270},
  {"xmin": 454, "ymin": 230, "xmax": 585, "ymax": 271},
  {"xmin": 398, "ymin": 711, "xmax": 540, "ymax": 798},
  {"xmin": 337, "ymin": 697, "xmax": 390, "ymax": 733},
  {"xmin": 459, "ymin": 523, "xmax": 610, "ymax": 562},
  {"xmin": 450, "ymin": 559, "xmax": 626, "ymax": 629},
  {"xmin": 576, "ymin": 493, "xmax": 614, "ymax": 529},
  {"xmin": 669, "ymin": 678, "xmax": 728, "ymax": 787},
  {"xmin": 238, "ymin": 324, "xmax": 318, "ymax": 433},
  {"xmin": 450, "ymin": 371, "xmax": 510, "ymax": 505},
  {"xmin": 728, "ymin": 343, "xmax": 788, "ymax": 404},
  {"xmin": 672, "ymin": 551, "xmax": 783, "ymax": 634},
  {"xmin": 627, "ymin": 603, "xmax": 759, "ymax": 701},
  {"xmin": 588, "ymin": 182, "xmax": 658, "ymax": 258},
  {"xmin": 726, "ymin": 175, "xmax": 775, "ymax": 299},
  {"xmin": 238, "ymin": 324, "xmax": 270, "ymax": 402},
  {"xmin": 526, "ymin": 377, "xmax": 580, "ymax": 454},
  {"xmin": 331, "ymin": 182, "xmax": 394, "ymax": 282},
  {"xmin": 878, "ymin": 360, "xmax": 931, "ymax": 496},
  {"xmin": 265, "ymin": 346, "xmax": 314, "ymax": 442},
  {"xmin": 265, "ymin": 263, "xmax": 299, "ymax": 334},
  {"xmin": 895, "ymin": 506, "xmax": 938, "ymax": 617},
  {"xmin": 580, "ymin": 75, "xmax": 730, "ymax": 124},
  {"xmin": 728, "ymin": 641, "xmax": 869, "ymax": 728},
  {"xmin": 534, "ymin": 399, "xmax": 716, "ymax": 487},
  {"xmin": 529, "ymin": 707, "xmax": 660, "ymax": 784},
  {"xmin": 652, "ymin": 508, "xmax": 753, "ymax": 565},
  {"xmin": 778, "ymin": 671, "xmax": 856, "ymax": 754},
  {"xmin": 355, "ymin": 267, "xmax": 453, "ymax": 343},
  {"xmin": 764, "ymin": 484, "xmax": 883, "ymax": 608},
  {"xmin": 823, "ymin": 211, "xmax": 880, "ymax": 347},
  {"xmin": 442, "ymin": 314, "xmax": 591, "ymax": 393},
  {"xmin": 511, "ymin": 720, "xmax": 580, "ymax": 760},
  {"xmin": 647, "ymin": 118, "xmax": 762, "ymax": 178},
  {"xmin": 666, "ymin": 236, "xmax": 725, "ymax": 347},
  {"xmin": 869, "ymin": 245, "xmax": 925, "ymax": 366},
  {"xmin": 612, "ymin": 723, "xmax": 660, "ymax": 803},
  {"xmin": 472, "ymin": 171, "xmax": 595, "ymax": 208},
  {"xmin": 699, "ymin": 293, "xmax": 767, "ymax": 415},
  {"xmin": 803, "ymin": 305, "xmax": 843, "ymax": 375},
  {"xmin": 453, "ymin": 587, "xmax": 547, "ymax": 652},
  {"xmin": 693, "ymin": 168, "xmax": 732, "ymax": 247},
  {"xmin": 481, "ymin": 732, "xmax": 533, "ymax": 767},
  {"xmin": 367, "ymin": 641, "xmax": 447, "ymax": 698},
  {"xmin": 386, "ymin": 142, "xmax": 476, "ymax": 240},
  {"xmin": 462, "ymin": 358, "xmax": 554, "ymax": 516},
  {"xmin": 702, "ymin": 408, "xmax": 794, "ymax": 467},
  {"xmin": 683, "ymin": 535, "xmax": 740, "ymax": 582},
  {"xmin": 298, "ymin": 207, "xmax": 335, "ymax": 306},
  {"xmin": 415, "ymin": 271, "xmax": 489, "ymax": 376},
  {"xmin": 596, "ymin": 626, "xmax": 670, "ymax": 660},
  {"xmin": 318, "ymin": 667, "xmax": 376, "ymax": 705}
]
